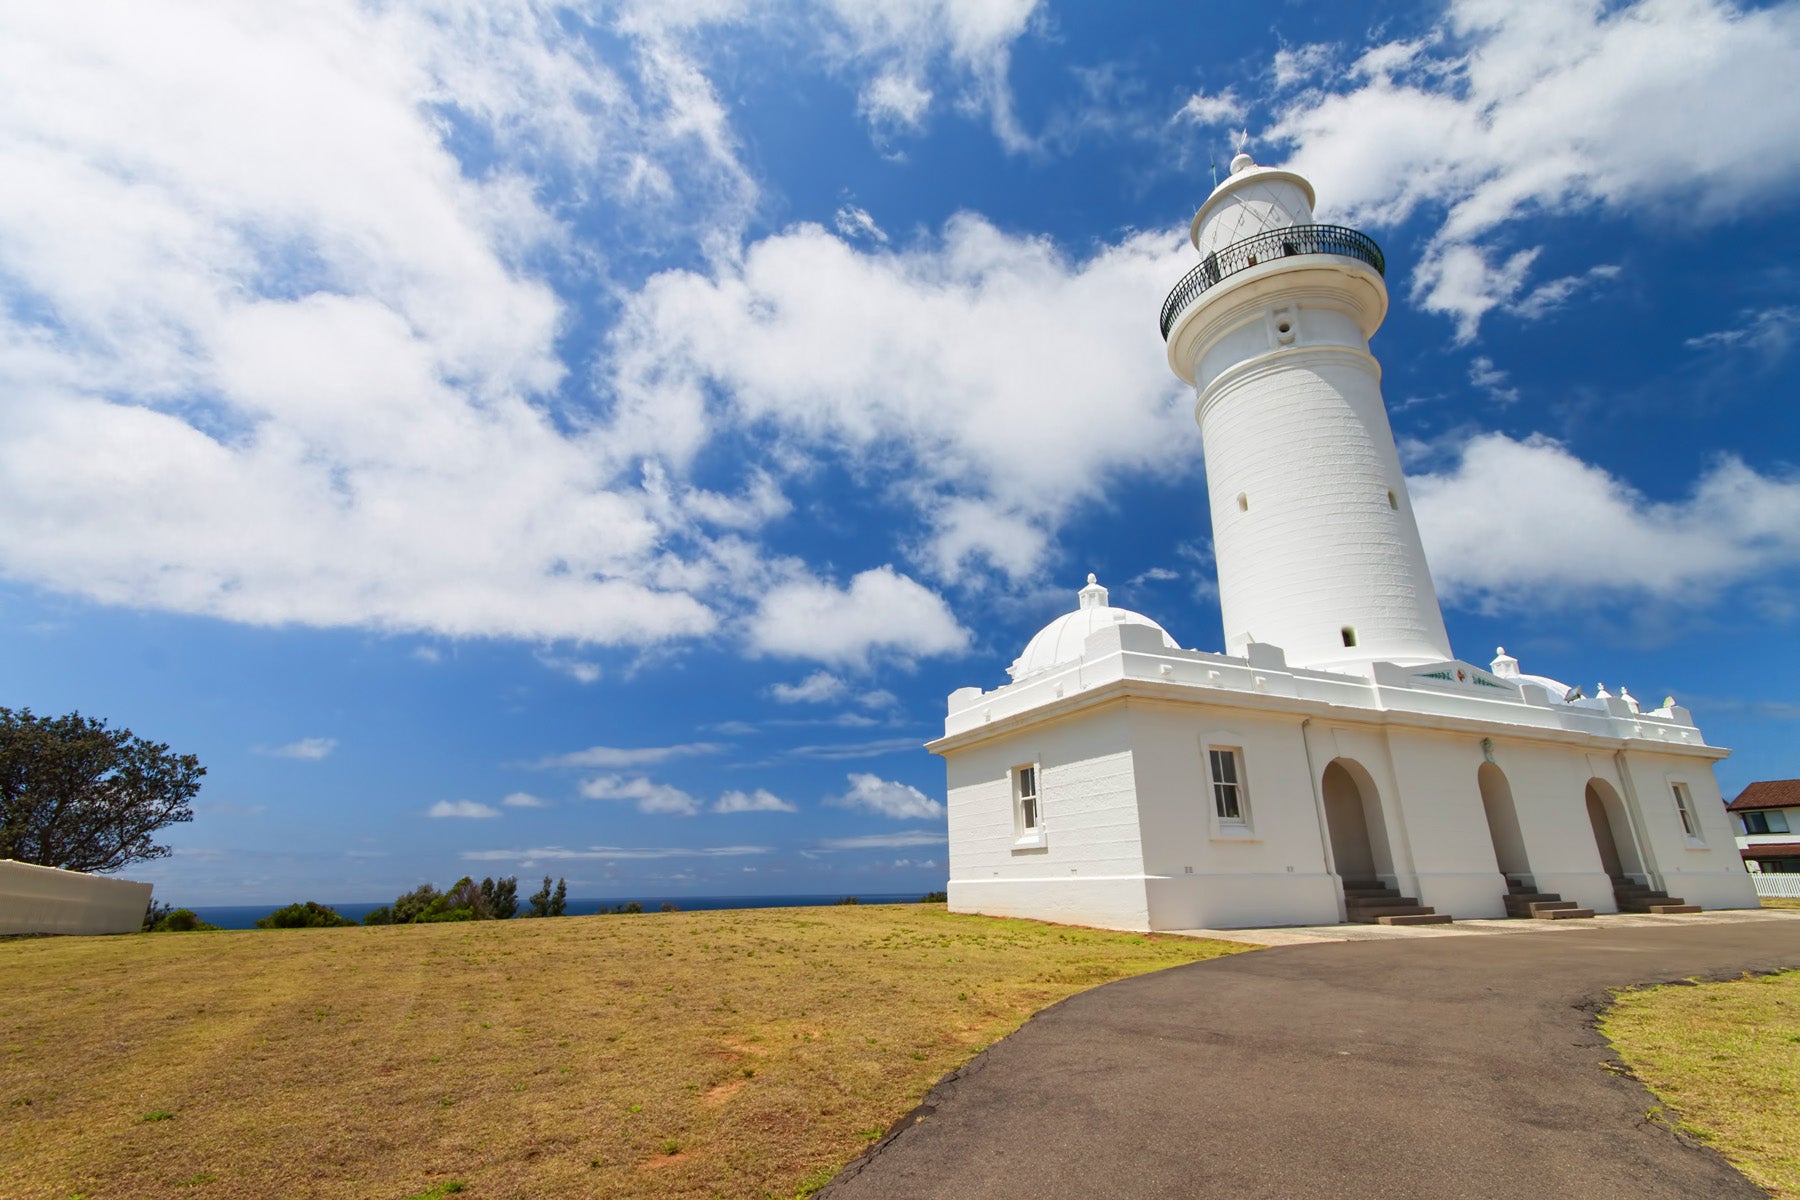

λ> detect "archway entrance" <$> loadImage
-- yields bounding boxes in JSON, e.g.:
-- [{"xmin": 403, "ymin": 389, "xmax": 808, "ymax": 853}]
[
  {"xmin": 1322, "ymin": 759, "xmax": 1388, "ymax": 881},
  {"xmin": 1586, "ymin": 779, "xmax": 1641, "ymax": 882},
  {"xmin": 1478, "ymin": 763, "xmax": 1530, "ymax": 881}
]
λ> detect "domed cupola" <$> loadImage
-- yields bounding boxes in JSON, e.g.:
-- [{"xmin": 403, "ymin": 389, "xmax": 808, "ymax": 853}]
[{"xmin": 1006, "ymin": 574, "xmax": 1181, "ymax": 682}]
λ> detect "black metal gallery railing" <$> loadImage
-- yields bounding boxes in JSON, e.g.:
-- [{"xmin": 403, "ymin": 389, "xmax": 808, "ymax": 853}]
[{"xmin": 1159, "ymin": 224, "xmax": 1385, "ymax": 340}]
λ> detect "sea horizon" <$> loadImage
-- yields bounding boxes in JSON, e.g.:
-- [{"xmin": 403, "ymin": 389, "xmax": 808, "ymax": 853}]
[{"xmin": 187, "ymin": 891, "xmax": 937, "ymax": 929}]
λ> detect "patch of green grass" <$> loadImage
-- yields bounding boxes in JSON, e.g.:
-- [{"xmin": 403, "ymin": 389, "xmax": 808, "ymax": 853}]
[
  {"xmin": 174, "ymin": 1172, "xmax": 215, "ymax": 1187},
  {"xmin": 400, "ymin": 1184, "xmax": 465, "ymax": 1200},
  {"xmin": 1603, "ymin": 969, "xmax": 1800, "ymax": 1197},
  {"xmin": 142, "ymin": 1110, "xmax": 175, "ymax": 1122}
]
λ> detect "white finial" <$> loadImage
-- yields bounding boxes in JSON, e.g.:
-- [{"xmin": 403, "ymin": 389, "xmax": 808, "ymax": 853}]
[
  {"xmin": 1229, "ymin": 151, "xmax": 1254, "ymax": 175},
  {"xmin": 1490, "ymin": 646, "xmax": 1520, "ymax": 679},
  {"xmin": 1596, "ymin": 682, "xmax": 1612, "ymax": 699},
  {"xmin": 1619, "ymin": 686, "xmax": 1639, "ymax": 713},
  {"xmin": 1078, "ymin": 573, "xmax": 1108, "ymax": 610}
]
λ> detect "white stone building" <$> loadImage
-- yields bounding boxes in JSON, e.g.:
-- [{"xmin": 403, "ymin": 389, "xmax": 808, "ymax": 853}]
[{"xmin": 929, "ymin": 154, "xmax": 1759, "ymax": 932}]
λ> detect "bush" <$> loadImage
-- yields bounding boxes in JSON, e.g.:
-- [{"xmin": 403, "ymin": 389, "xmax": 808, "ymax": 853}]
[
  {"xmin": 149, "ymin": 908, "xmax": 218, "ymax": 933},
  {"xmin": 659, "ymin": 901, "xmax": 679, "ymax": 913},
  {"xmin": 835, "ymin": 896, "xmax": 861, "ymax": 905},
  {"xmin": 362, "ymin": 906, "xmax": 394, "ymax": 926},
  {"xmin": 920, "ymin": 891, "xmax": 948, "ymax": 904},
  {"xmin": 254, "ymin": 901, "xmax": 356, "ymax": 929},
  {"xmin": 142, "ymin": 900, "xmax": 174, "ymax": 931}
]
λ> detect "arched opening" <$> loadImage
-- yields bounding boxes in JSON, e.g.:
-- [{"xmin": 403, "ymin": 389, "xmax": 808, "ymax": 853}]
[
  {"xmin": 1478, "ymin": 763, "xmax": 1530, "ymax": 881},
  {"xmin": 1322, "ymin": 758, "xmax": 1390, "ymax": 882},
  {"xmin": 1586, "ymin": 779, "xmax": 1642, "ymax": 882}
]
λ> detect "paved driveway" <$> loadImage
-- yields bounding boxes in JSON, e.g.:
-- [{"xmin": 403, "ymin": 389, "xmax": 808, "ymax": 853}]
[{"xmin": 823, "ymin": 915, "xmax": 1800, "ymax": 1199}]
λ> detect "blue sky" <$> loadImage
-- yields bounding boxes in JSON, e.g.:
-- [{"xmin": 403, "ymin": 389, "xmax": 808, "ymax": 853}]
[{"xmin": 3, "ymin": 0, "xmax": 1798, "ymax": 905}]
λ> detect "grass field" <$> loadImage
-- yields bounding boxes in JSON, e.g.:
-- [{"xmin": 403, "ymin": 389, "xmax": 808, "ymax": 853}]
[
  {"xmin": 1603, "ymin": 969, "xmax": 1800, "ymax": 1198},
  {"xmin": 0, "ymin": 906, "xmax": 1242, "ymax": 1199},
  {"xmin": 1762, "ymin": 896, "xmax": 1800, "ymax": 910}
]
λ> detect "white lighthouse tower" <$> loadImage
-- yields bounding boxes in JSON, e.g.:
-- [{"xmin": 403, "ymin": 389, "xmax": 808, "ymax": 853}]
[{"xmin": 1162, "ymin": 152, "xmax": 1452, "ymax": 671}]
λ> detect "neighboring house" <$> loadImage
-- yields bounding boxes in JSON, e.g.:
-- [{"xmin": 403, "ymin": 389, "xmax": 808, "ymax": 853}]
[{"xmin": 1728, "ymin": 780, "xmax": 1800, "ymax": 874}]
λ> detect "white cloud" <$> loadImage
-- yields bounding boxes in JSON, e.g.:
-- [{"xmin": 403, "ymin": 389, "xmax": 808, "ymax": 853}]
[
  {"xmin": 607, "ymin": 216, "xmax": 1195, "ymax": 587},
  {"xmin": 747, "ymin": 566, "xmax": 969, "ymax": 666},
  {"xmin": 429, "ymin": 799, "xmax": 503, "ymax": 819},
  {"xmin": 769, "ymin": 671, "xmax": 848, "ymax": 703},
  {"xmin": 1268, "ymin": 0, "xmax": 1800, "ymax": 338},
  {"xmin": 786, "ymin": 737, "xmax": 928, "ymax": 760},
  {"xmin": 463, "ymin": 843, "xmax": 771, "ymax": 862},
  {"xmin": 817, "ymin": 830, "xmax": 947, "ymax": 850},
  {"xmin": 1272, "ymin": 43, "xmax": 1335, "ymax": 89},
  {"xmin": 1467, "ymin": 356, "xmax": 1518, "ymax": 407},
  {"xmin": 578, "ymin": 774, "xmax": 701, "ymax": 815},
  {"xmin": 1686, "ymin": 306, "xmax": 1800, "ymax": 361},
  {"xmin": 713, "ymin": 788, "xmax": 798, "ymax": 813},
  {"xmin": 535, "ymin": 742, "xmax": 725, "ymax": 769},
  {"xmin": 502, "ymin": 792, "xmax": 550, "ymax": 808},
  {"xmin": 0, "ymin": 2, "xmax": 773, "ymax": 648},
  {"xmin": 535, "ymin": 652, "xmax": 602, "ymax": 684},
  {"xmin": 1172, "ymin": 89, "xmax": 1245, "ymax": 128},
  {"xmin": 860, "ymin": 71, "xmax": 934, "ymax": 131},
  {"xmin": 1507, "ymin": 264, "xmax": 1621, "ymax": 321},
  {"xmin": 267, "ymin": 737, "xmax": 336, "ymax": 760},
  {"xmin": 827, "ymin": 772, "xmax": 945, "ymax": 819},
  {"xmin": 1410, "ymin": 432, "xmax": 1800, "ymax": 610},
  {"xmin": 833, "ymin": 204, "xmax": 889, "ymax": 244}
]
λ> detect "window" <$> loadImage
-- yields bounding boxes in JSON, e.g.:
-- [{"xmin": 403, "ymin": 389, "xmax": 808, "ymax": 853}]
[
  {"xmin": 1387, "ymin": 489, "xmax": 1398, "ymax": 510},
  {"xmin": 1341, "ymin": 626, "xmax": 1357, "ymax": 648},
  {"xmin": 1208, "ymin": 747, "xmax": 1246, "ymax": 823},
  {"xmin": 1744, "ymin": 810, "xmax": 1792, "ymax": 835},
  {"xmin": 1671, "ymin": 782, "xmax": 1699, "ymax": 839},
  {"xmin": 1012, "ymin": 764, "xmax": 1043, "ymax": 846}
]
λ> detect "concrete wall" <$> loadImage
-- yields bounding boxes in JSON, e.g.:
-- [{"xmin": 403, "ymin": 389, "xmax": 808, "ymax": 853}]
[
  {"xmin": 946, "ymin": 704, "xmax": 1151, "ymax": 929},
  {"xmin": 0, "ymin": 859, "xmax": 152, "ymax": 935}
]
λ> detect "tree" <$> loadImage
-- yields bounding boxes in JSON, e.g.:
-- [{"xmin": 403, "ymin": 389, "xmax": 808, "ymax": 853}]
[
  {"xmin": 255, "ymin": 901, "xmax": 357, "ymax": 928},
  {"xmin": 0, "ymin": 707, "xmax": 203, "ymax": 873},
  {"xmin": 392, "ymin": 883, "xmax": 442, "ymax": 924},
  {"xmin": 549, "ymin": 877, "xmax": 568, "ymax": 917},
  {"xmin": 526, "ymin": 875, "xmax": 553, "ymax": 918},
  {"xmin": 480, "ymin": 875, "xmax": 518, "ymax": 920}
]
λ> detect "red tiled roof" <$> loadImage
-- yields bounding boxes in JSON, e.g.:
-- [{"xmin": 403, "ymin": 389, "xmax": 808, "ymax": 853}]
[
  {"xmin": 1726, "ymin": 779, "xmax": 1800, "ymax": 812},
  {"xmin": 1741, "ymin": 842, "xmax": 1800, "ymax": 859}
]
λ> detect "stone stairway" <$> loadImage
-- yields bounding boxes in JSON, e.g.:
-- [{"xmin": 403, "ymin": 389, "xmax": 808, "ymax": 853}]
[
  {"xmin": 1342, "ymin": 880, "xmax": 1452, "ymax": 926},
  {"xmin": 1503, "ymin": 879, "xmax": 1594, "ymax": 921},
  {"xmin": 1612, "ymin": 879, "xmax": 1701, "ymax": 915}
]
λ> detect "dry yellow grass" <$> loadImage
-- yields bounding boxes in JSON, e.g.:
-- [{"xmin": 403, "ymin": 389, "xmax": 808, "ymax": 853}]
[
  {"xmin": 1602, "ymin": 969, "xmax": 1800, "ymax": 1198},
  {"xmin": 0, "ymin": 906, "xmax": 1242, "ymax": 1199},
  {"xmin": 1762, "ymin": 896, "xmax": 1800, "ymax": 910}
]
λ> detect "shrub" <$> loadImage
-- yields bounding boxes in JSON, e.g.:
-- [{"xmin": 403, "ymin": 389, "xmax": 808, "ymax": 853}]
[
  {"xmin": 835, "ymin": 896, "xmax": 861, "ymax": 905},
  {"xmin": 920, "ymin": 891, "xmax": 948, "ymax": 904},
  {"xmin": 362, "ymin": 906, "xmax": 394, "ymax": 926},
  {"xmin": 149, "ymin": 909, "xmax": 218, "ymax": 933},
  {"xmin": 254, "ymin": 901, "xmax": 356, "ymax": 929},
  {"xmin": 659, "ymin": 901, "xmax": 679, "ymax": 913},
  {"xmin": 142, "ymin": 900, "xmax": 174, "ymax": 931}
]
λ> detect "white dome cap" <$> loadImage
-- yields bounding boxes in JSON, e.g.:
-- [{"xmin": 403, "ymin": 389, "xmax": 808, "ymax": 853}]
[{"xmin": 1006, "ymin": 574, "xmax": 1180, "ymax": 681}]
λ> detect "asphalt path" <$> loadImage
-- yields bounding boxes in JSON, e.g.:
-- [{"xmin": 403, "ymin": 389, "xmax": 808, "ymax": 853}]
[{"xmin": 822, "ymin": 918, "xmax": 1800, "ymax": 1199}]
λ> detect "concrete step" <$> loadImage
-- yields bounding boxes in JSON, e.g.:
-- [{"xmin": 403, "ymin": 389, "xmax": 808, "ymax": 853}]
[
  {"xmin": 1376, "ymin": 912, "xmax": 1453, "ymax": 926},
  {"xmin": 1533, "ymin": 907, "xmax": 1595, "ymax": 920},
  {"xmin": 1350, "ymin": 904, "xmax": 1437, "ymax": 922},
  {"xmin": 1348, "ymin": 897, "xmax": 1421, "ymax": 911},
  {"xmin": 1506, "ymin": 900, "xmax": 1580, "ymax": 917},
  {"xmin": 1644, "ymin": 903, "xmax": 1701, "ymax": 915}
]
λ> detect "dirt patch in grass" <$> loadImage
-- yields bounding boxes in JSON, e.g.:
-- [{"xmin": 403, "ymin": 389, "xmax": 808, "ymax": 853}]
[
  {"xmin": 1602, "ymin": 969, "xmax": 1800, "ymax": 1197},
  {"xmin": 0, "ymin": 906, "xmax": 1241, "ymax": 1199}
]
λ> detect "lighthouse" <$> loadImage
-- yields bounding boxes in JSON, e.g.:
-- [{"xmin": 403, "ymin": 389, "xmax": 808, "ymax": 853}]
[{"xmin": 1161, "ymin": 152, "xmax": 1453, "ymax": 671}]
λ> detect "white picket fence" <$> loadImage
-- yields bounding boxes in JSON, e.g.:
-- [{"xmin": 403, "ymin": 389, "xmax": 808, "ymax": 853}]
[{"xmin": 1751, "ymin": 873, "xmax": 1800, "ymax": 899}]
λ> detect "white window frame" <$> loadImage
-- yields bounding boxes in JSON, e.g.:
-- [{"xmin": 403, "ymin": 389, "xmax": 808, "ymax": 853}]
[
  {"xmin": 1743, "ymin": 810, "xmax": 1791, "ymax": 835},
  {"xmin": 1670, "ymin": 780, "xmax": 1702, "ymax": 843},
  {"xmin": 1200, "ymin": 735, "xmax": 1257, "ymax": 841},
  {"xmin": 1011, "ymin": 762, "xmax": 1045, "ymax": 850}
]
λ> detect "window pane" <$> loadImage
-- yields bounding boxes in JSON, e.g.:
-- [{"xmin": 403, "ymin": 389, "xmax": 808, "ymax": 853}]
[
  {"xmin": 1210, "ymin": 749, "xmax": 1237, "ymax": 786},
  {"xmin": 1022, "ymin": 797, "xmax": 1038, "ymax": 829},
  {"xmin": 1771, "ymin": 811, "xmax": 1791, "ymax": 834},
  {"xmin": 1018, "ymin": 766, "xmax": 1035, "ymax": 797},
  {"xmin": 1746, "ymin": 813, "xmax": 1769, "ymax": 834},
  {"xmin": 1215, "ymin": 782, "xmax": 1239, "ymax": 821}
]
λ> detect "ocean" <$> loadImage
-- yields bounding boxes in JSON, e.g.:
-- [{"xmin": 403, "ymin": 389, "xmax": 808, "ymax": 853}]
[{"xmin": 187, "ymin": 892, "xmax": 932, "ymax": 929}]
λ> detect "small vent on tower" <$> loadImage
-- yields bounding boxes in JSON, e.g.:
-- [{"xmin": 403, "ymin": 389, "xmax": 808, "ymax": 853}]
[
  {"xmin": 1237, "ymin": 493, "xmax": 1249, "ymax": 512},
  {"xmin": 1386, "ymin": 489, "xmax": 1398, "ymax": 510},
  {"xmin": 1341, "ymin": 626, "xmax": 1357, "ymax": 648}
]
